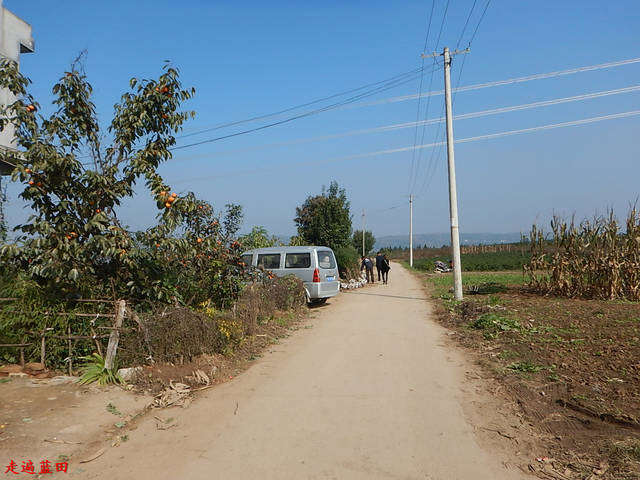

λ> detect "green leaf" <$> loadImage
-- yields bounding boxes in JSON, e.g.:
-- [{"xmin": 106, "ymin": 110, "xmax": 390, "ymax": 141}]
[{"xmin": 67, "ymin": 268, "xmax": 79, "ymax": 281}]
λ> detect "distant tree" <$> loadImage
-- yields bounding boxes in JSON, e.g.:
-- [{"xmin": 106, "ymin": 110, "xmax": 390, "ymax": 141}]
[
  {"xmin": 238, "ymin": 225, "xmax": 280, "ymax": 250},
  {"xmin": 288, "ymin": 234, "xmax": 305, "ymax": 246},
  {"xmin": 294, "ymin": 181, "xmax": 352, "ymax": 249},
  {"xmin": 351, "ymin": 230, "xmax": 375, "ymax": 255}
]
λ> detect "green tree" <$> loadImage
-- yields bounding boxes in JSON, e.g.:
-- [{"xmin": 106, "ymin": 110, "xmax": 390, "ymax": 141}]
[
  {"xmin": 0, "ymin": 58, "xmax": 244, "ymax": 305},
  {"xmin": 351, "ymin": 230, "xmax": 376, "ymax": 255},
  {"xmin": 288, "ymin": 234, "xmax": 305, "ymax": 246},
  {"xmin": 294, "ymin": 181, "xmax": 352, "ymax": 249},
  {"xmin": 238, "ymin": 225, "xmax": 280, "ymax": 250}
]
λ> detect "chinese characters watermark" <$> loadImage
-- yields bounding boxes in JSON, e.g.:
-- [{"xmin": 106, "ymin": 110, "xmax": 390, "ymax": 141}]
[{"xmin": 4, "ymin": 460, "xmax": 68, "ymax": 475}]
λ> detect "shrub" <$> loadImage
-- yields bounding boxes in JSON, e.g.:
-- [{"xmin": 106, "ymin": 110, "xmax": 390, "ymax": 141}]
[
  {"xmin": 334, "ymin": 245, "xmax": 360, "ymax": 279},
  {"xmin": 119, "ymin": 275, "xmax": 305, "ymax": 365}
]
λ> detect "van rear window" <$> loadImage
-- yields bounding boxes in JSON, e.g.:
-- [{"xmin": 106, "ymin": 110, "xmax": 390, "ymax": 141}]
[
  {"xmin": 257, "ymin": 253, "xmax": 280, "ymax": 270},
  {"xmin": 285, "ymin": 253, "xmax": 311, "ymax": 268},
  {"xmin": 241, "ymin": 254, "xmax": 252, "ymax": 267},
  {"xmin": 317, "ymin": 250, "xmax": 336, "ymax": 269}
]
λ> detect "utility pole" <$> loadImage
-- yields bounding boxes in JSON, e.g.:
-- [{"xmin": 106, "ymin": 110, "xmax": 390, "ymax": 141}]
[
  {"xmin": 423, "ymin": 47, "xmax": 468, "ymax": 300},
  {"xmin": 409, "ymin": 194, "xmax": 414, "ymax": 268},
  {"xmin": 362, "ymin": 209, "xmax": 366, "ymax": 256}
]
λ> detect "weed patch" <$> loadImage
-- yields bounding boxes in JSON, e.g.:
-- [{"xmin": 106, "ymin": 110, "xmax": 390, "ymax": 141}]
[
  {"xmin": 507, "ymin": 361, "xmax": 544, "ymax": 373},
  {"xmin": 470, "ymin": 313, "xmax": 520, "ymax": 338}
]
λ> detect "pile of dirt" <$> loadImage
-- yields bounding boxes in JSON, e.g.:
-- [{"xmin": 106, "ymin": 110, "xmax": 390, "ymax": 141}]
[
  {"xmin": 432, "ymin": 286, "xmax": 640, "ymax": 479},
  {"xmin": 0, "ymin": 362, "xmax": 54, "ymax": 379}
]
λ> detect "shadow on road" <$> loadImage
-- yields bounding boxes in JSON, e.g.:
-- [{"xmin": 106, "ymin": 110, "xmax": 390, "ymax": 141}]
[{"xmin": 341, "ymin": 291, "xmax": 428, "ymax": 301}]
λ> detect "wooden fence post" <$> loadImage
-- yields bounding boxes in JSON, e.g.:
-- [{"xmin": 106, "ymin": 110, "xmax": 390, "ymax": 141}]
[
  {"xmin": 67, "ymin": 326, "xmax": 72, "ymax": 376},
  {"xmin": 104, "ymin": 300, "xmax": 126, "ymax": 371},
  {"xmin": 41, "ymin": 332, "xmax": 46, "ymax": 366}
]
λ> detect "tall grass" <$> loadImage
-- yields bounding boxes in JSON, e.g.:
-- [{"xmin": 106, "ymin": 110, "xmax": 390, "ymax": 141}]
[{"xmin": 524, "ymin": 208, "xmax": 640, "ymax": 301}]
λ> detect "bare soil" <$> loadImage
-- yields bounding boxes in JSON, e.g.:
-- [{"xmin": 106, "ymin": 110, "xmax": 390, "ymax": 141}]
[
  {"xmin": 429, "ymin": 280, "xmax": 640, "ymax": 479},
  {"xmin": 0, "ymin": 309, "xmax": 308, "ymax": 475}
]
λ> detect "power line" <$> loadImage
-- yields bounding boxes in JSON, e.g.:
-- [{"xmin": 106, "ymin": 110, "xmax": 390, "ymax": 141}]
[
  {"xmin": 178, "ymin": 65, "xmax": 428, "ymax": 140},
  {"xmin": 171, "ymin": 64, "xmax": 441, "ymax": 151},
  {"xmin": 348, "ymin": 56, "xmax": 640, "ymax": 109},
  {"xmin": 409, "ymin": 0, "xmax": 455, "ymax": 195},
  {"xmin": 167, "ymin": 84, "xmax": 640, "ymax": 163},
  {"xmin": 433, "ymin": 0, "xmax": 450, "ymax": 53},
  {"xmin": 456, "ymin": 0, "xmax": 478, "ymax": 49},
  {"xmin": 416, "ymin": 0, "xmax": 491, "ymax": 196},
  {"xmin": 340, "ymin": 110, "xmax": 640, "ymax": 161},
  {"xmin": 468, "ymin": 0, "xmax": 492, "ymax": 45},
  {"xmin": 171, "ymin": 110, "xmax": 640, "ymax": 185},
  {"xmin": 408, "ymin": 0, "xmax": 436, "ymax": 193},
  {"xmin": 81, "ymin": 55, "xmax": 640, "ymax": 163},
  {"xmin": 76, "ymin": 64, "xmax": 432, "ymax": 162}
]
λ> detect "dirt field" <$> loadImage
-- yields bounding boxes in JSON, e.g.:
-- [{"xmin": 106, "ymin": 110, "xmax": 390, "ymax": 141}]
[{"xmin": 424, "ymin": 271, "xmax": 640, "ymax": 479}]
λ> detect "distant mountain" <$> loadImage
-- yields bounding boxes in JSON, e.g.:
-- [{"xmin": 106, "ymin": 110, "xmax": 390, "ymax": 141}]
[{"xmin": 374, "ymin": 232, "xmax": 524, "ymax": 249}]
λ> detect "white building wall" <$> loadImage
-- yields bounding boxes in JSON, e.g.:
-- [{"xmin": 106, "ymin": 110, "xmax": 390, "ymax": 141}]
[{"xmin": 0, "ymin": 0, "xmax": 34, "ymax": 153}]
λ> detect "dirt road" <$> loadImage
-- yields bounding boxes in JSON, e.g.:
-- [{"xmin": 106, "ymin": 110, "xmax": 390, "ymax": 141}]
[{"xmin": 76, "ymin": 263, "xmax": 530, "ymax": 479}]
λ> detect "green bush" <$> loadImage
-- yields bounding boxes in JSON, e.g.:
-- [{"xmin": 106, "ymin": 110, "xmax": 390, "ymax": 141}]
[{"xmin": 334, "ymin": 245, "xmax": 360, "ymax": 279}]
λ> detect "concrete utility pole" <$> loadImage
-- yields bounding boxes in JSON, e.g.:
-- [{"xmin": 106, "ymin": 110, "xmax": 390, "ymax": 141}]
[
  {"xmin": 362, "ymin": 209, "xmax": 366, "ymax": 256},
  {"xmin": 409, "ymin": 194, "xmax": 414, "ymax": 268},
  {"xmin": 423, "ymin": 47, "xmax": 468, "ymax": 300}
]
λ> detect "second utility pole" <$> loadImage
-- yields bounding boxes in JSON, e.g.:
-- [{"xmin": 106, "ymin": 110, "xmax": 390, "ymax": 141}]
[
  {"xmin": 443, "ymin": 47, "xmax": 463, "ymax": 300},
  {"xmin": 409, "ymin": 194, "xmax": 413, "ymax": 268}
]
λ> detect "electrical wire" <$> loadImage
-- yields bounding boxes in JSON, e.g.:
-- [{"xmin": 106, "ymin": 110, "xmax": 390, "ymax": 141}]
[
  {"xmin": 178, "ymin": 65, "xmax": 429, "ymax": 140},
  {"xmin": 408, "ymin": 0, "xmax": 436, "ymax": 193},
  {"xmin": 408, "ymin": 0, "xmax": 450, "ymax": 195},
  {"xmin": 456, "ymin": 0, "xmax": 478, "ymax": 49},
  {"xmin": 170, "ymin": 64, "xmax": 441, "ymax": 151},
  {"xmin": 468, "ymin": 0, "xmax": 492, "ymax": 45},
  {"xmin": 349, "ymin": 56, "xmax": 640, "ymax": 109},
  {"xmin": 167, "ymin": 84, "xmax": 640, "ymax": 163},
  {"xmin": 76, "ymin": 64, "xmax": 432, "ymax": 163},
  {"xmin": 171, "ymin": 110, "xmax": 640, "ymax": 185}
]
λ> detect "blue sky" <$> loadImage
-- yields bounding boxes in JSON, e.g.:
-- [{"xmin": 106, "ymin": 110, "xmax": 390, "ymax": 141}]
[{"xmin": 4, "ymin": 0, "xmax": 640, "ymax": 239}]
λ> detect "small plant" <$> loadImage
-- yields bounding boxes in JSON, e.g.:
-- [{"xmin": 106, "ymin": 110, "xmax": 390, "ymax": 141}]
[
  {"xmin": 470, "ymin": 313, "xmax": 520, "ymax": 338},
  {"xmin": 487, "ymin": 295, "xmax": 502, "ymax": 306},
  {"xmin": 78, "ymin": 353, "xmax": 123, "ymax": 385},
  {"xmin": 497, "ymin": 350, "xmax": 518, "ymax": 360},
  {"xmin": 508, "ymin": 361, "xmax": 544, "ymax": 373},
  {"xmin": 106, "ymin": 403, "xmax": 122, "ymax": 416}
]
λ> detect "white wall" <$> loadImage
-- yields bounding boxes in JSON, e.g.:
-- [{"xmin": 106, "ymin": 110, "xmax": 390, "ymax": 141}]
[{"xmin": 0, "ymin": 0, "xmax": 34, "ymax": 152}]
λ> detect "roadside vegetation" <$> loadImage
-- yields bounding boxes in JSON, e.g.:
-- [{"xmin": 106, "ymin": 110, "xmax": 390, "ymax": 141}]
[
  {"xmin": 0, "ymin": 58, "xmax": 306, "ymax": 381},
  {"xmin": 410, "ymin": 208, "xmax": 640, "ymax": 479}
]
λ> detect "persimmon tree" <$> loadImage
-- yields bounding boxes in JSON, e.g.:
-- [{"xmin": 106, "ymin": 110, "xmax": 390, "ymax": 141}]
[{"xmin": 0, "ymin": 58, "xmax": 243, "ymax": 305}]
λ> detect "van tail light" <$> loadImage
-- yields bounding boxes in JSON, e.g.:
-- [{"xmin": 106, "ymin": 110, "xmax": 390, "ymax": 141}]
[{"xmin": 313, "ymin": 268, "xmax": 320, "ymax": 283}]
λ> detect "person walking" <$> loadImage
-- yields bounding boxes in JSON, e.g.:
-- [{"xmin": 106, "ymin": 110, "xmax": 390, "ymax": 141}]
[
  {"xmin": 361, "ymin": 255, "xmax": 375, "ymax": 284},
  {"xmin": 375, "ymin": 251, "xmax": 384, "ymax": 281},
  {"xmin": 381, "ymin": 254, "xmax": 391, "ymax": 284}
]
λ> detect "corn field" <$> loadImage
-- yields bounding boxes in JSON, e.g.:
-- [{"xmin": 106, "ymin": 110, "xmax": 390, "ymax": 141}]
[{"xmin": 524, "ymin": 208, "xmax": 640, "ymax": 300}]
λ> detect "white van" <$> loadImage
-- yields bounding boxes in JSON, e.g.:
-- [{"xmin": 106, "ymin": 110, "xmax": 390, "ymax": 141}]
[{"xmin": 241, "ymin": 246, "xmax": 340, "ymax": 305}]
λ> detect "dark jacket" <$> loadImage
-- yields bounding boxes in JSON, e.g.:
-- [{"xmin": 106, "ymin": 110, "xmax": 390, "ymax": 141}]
[
  {"xmin": 375, "ymin": 254, "xmax": 384, "ymax": 269},
  {"xmin": 361, "ymin": 257, "xmax": 373, "ymax": 270}
]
